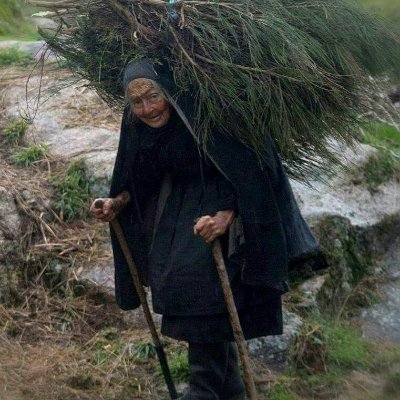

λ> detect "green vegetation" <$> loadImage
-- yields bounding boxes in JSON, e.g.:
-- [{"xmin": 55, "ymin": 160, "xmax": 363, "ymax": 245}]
[
  {"xmin": 132, "ymin": 340, "xmax": 157, "ymax": 361},
  {"xmin": 0, "ymin": 47, "xmax": 31, "ymax": 66},
  {"xmin": 362, "ymin": 122, "xmax": 400, "ymax": 151},
  {"xmin": 359, "ymin": 0, "xmax": 400, "ymax": 23},
  {"xmin": 358, "ymin": 152, "xmax": 400, "ymax": 192},
  {"xmin": 2, "ymin": 117, "xmax": 27, "ymax": 144},
  {"xmin": 0, "ymin": 0, "xmax": 22, "ymax": 36},
  {"xmin": 51, "ymin": 160, "xmax": 92, "ymax": 222},
  {"xmin": 11, "ymin": 144, "xmax": 48, "ymax": 166},
  {"xmin": 0, "ymin": 0, "xmax": 40, "ymax": 40},
  {"xmin": 267, "ymin": 317, "xmax": 381, "ymax": 398},
  {"xmin": 294, "ymin": 319, "xmax": 372, "ymax": 374},
  {"xmin": 324, "ymin": 323, "xmax": 372, "ymax": 370},
  {"xmin": 157, "ymin": 351, "xmax": 190, "ymax": 383},
  {"xmin": 354, "ymin": 122, "xmax": 400, "ymax": 192},
  {"xmin": 269, "ymin": 383, "xmax": 297, "ymax": 400}
]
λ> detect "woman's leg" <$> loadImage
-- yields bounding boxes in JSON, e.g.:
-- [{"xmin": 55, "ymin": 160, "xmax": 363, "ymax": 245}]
[
  {"xmin": 179, "ymin": 342, "xmax": 228, "ymax": 399},
  {"xmin": 179, "ymin": 342, "xmax": 245, "ymax": 400},
  {"xmin": 219, "ymin": 343, "xmax": 245, "ymax": 400}
]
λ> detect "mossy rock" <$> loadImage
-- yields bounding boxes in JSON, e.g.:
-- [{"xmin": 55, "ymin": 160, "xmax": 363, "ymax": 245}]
[{"xmin": 313, "ymin": 215, "xmax": 373, "ymax": 314}]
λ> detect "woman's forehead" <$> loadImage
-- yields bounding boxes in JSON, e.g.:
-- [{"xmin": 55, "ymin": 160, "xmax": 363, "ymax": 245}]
[{"xmin": 127, "ymin": 78, "xmax": 156, "ymax": 98}]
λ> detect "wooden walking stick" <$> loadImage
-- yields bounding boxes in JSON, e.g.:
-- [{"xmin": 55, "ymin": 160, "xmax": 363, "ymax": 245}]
[
  {"xmin": 212, "ymin": 239, "xmax": 258, "ymax": 400},
  {"xmin": 94, "ymin": 200, "xmax": 179, "ymax": 400}
]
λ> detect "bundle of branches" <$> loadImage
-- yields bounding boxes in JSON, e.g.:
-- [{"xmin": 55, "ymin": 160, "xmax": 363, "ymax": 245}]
[{"xmin": 31, "ymin": 0, "xmax": 400, "ymax": 179}]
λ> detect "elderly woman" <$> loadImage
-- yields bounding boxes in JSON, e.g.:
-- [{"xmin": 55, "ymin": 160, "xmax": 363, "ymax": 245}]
[{"xmin": 91, "ymin": 59, "xmax": 318, "ymax": 400}]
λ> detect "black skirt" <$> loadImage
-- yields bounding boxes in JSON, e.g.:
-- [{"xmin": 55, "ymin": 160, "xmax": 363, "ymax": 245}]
[{"xmin": 161, "ymin": 286, "xmax": 283, "ymax": 343}]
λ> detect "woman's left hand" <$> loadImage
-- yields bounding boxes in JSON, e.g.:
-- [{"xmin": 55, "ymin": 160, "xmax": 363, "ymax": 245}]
[{"xmin": 194, "ymin": 210, "xmax": 235, "ymax": 243}]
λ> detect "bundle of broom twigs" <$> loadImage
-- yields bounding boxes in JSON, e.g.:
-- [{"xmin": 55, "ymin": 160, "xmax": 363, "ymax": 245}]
[{"xmin": 30, "ymin": 0, "xmax": 400, "ymax": 180}]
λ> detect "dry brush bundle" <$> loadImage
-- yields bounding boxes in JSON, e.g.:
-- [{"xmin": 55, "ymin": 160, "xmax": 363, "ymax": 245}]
[{"xmin": 31, "ymin": 0, "xmax": 400, "ymax": 179}]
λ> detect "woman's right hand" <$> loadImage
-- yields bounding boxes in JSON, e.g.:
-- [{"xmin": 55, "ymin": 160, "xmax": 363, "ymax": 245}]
[
  {"xmin": 90, "ymin": 198, "xmax": 116, "ymax": 222},
  {"xmin": 90, "ymin": 191, "xmax": 131, "ymax": 223}
]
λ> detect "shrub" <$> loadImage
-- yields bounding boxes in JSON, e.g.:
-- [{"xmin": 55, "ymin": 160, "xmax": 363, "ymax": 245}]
[
  {"xmin": 51, "ymin": 160, "xmax": 92, "ymax": 222},
  {"xmin": 11, "ymin": 145, "xmax": 48, "ymax": 166},
  {"xmin": 3, "ymin": 118, "xmax": 28, "ymax": 144},
  {"xmin": 361, "ymin": 152, "xmax": 400, "ymax": 192}
]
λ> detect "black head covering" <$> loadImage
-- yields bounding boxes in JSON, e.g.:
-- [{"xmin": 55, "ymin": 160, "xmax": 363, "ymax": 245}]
[{"xmin": 122, "ymin": 58, "xmax": 176, "ymax": 98}]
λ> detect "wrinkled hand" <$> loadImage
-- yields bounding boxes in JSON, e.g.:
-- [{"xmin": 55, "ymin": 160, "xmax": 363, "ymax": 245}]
[
  {"xmin": 90, "ymin": 198, "xmax": 116, "ymax": 222},
  {"xmin": 193, "ymin": 210, "xmax": 235, "ymax": 243}
]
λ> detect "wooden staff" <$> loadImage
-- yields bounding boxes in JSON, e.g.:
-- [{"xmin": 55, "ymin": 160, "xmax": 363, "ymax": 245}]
[
  {"xmin": 94, "ymin": 200, "xmax": 179, "ymax": 400},
  {"xmin": 212, "ymin": 239, "xmax": 258, "ymax": 400}
]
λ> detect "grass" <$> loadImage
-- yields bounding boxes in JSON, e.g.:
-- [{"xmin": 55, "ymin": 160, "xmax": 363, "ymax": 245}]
[
  {"xmin": 2, "ymin": 117, "xmax": 28, "ymax": 144},
  {"xmin": 269, "ymin": 383, "xmax": 297, "ymax": 400},
  {"xmin": 358, "ymin": 152, "xmax": 400, "ymax": 192},
  {"xmin": 51, "ymin": 160, "xmax": 92, "ymax": 222},
  {"xmin": 324, "ymin": 323, "xmax": 372, "ymax": 370},
  {"xmin": 268, "ymin": 311, "xmax": 400, "ymax": 399},
  {"xmin": 358, "ymin": 0, "xmax": 400, "ymax": 23},
  {"xmin": 361, "ymin": 122, "xmax": 400, "ymax": 151},
  {"xmin": 0, "ymin": 0, "xmax": 41, "ymax": 41},
  {"xmin": 131, "ymin": 340, "xmax": 157, "ymax": 361},
  {"xmin": 157, "ymin": 350, "xmax": 190, "ymax": 383},
  {"xmin": 269, "ymin": 317, "xmax": 375, "ymax": 398},
  {"xmin": 294, "ymin": 319, "xmax": 372, "ymax": 374},
  {"xmin": 11, "ymin": 144, "xmax": 48, "ymax": 166},
  {"xmin": 353, "ymin": 122, "xmax": 400, "ymax": 192},
  {"xmin": 0, "ymin": 47, "xmax": 32, "ymax": 66}
]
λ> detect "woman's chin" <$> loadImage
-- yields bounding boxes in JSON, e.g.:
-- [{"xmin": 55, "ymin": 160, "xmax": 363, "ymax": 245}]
[{"xmin": 143, "ymin": 115, "xmax": 169, "ymax": 128}]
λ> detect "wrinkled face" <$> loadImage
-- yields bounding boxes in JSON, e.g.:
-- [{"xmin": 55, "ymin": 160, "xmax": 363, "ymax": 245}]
[{"xmin": 127, "ymin": 79, "xmax": 170, "ymax": 128}]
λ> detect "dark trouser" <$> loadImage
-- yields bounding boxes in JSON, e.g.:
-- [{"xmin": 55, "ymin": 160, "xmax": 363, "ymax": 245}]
[{"xmin": 181, "ymin": 342, "xmax": 245, "ymax": 400}]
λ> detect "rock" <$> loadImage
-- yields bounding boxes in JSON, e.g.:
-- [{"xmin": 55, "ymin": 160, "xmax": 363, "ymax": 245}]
[
  {"xmin": 31, "ymin": 17, "xmax": 57, "ymax": 30},
  {"xmin": 313, "ymin": 215, "xmax": 372, "ymax": 314},
  {"xmin": 0, "ymin": 186, "xmax": 22, "ymax": 304},
  {"xmin": 0, "ymin": 186, "xmax": 21, "ymax": 260},
  {"xmin": 78, "ymin": 259, "xmax": 115, "ymax": 290},
  {"xmin": 4, "ymin": 75, "xmax": 120, "ymax": 195},
  {"xmin": 247, "ymin": 311, "xmax": 303, "ymax": 371},
  {"xmin": 388, "ymin": 85, "xmax": 400, "ymax": 105},
  {"xmin": 291, "ymin": 142, "xmax": 400, "ymax": 228},
  {"xmin": 360, "ymin": 238, "xmax": 400, "ymax": 344},
  {"xmin": 296, "ymin": 274, "xmax": 328, "ymax": 313}
]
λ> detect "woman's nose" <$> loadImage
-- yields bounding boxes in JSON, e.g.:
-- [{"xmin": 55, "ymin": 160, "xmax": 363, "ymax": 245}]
[{"xmin": 142, "ymin": 101, "xmax": 154, "ymax": 115}]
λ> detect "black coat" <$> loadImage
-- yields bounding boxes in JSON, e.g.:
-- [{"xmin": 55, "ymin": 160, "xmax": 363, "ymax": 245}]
[{"xmin": 109, "ymin": 59, "xmax": 318, "ymax": 311}]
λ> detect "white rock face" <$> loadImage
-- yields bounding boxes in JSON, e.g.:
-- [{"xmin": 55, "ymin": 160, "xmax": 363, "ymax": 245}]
[
  {"xmin": 3, "ymin": 72, "xmax": 121, "ymax": 195},
  {"xmin": 291, "ymin": 142, "xmax": 400, "ymax": 227}
]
